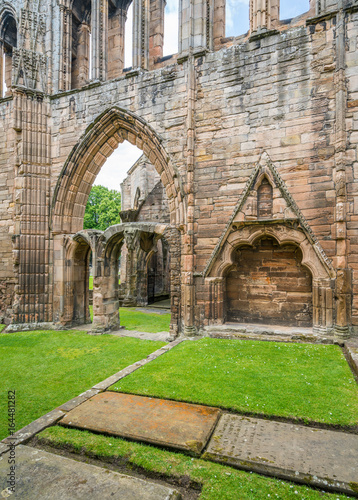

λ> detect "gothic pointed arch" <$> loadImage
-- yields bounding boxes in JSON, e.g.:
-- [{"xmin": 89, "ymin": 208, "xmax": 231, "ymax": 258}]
[{"xmin": 51, "ymin": 107, "xmax": 185, "ymax": 234}]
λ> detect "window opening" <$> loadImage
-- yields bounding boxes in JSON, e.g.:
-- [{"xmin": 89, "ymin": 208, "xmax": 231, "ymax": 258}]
[
  {"xmin": 71, "ymin": 0, "xmax": 91, "ymax": 89},
  {"xmin": 280, "ymin": 0, "xmax": 309, "ymax": 20},
  {"xmin": 163, "ymin": 0, "xmax": 178, "ymax": 56},
  {"xmin": 124, "ymin": 2, "xmax": 133, "ymax": 68},
  {"xmin": 225, "ymin": 0, "xmax": 249, "ymax": 37},
  {"xmin": 1, "ymin": 12, "xmax": 17, "ymax": 97}
]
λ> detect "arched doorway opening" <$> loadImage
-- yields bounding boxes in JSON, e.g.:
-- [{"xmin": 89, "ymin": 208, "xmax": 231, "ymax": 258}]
[
  {"xmin": 225, "ymin": 236, "xmax": 312, "ymax": 327},
  {"xmin": 51, "ymin": 108, "xmax": 184, "ymax": 335}
]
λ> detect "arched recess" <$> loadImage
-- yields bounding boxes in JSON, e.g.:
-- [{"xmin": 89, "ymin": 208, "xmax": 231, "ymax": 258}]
[
  {"xmin": 51, "ymin": 107, "xmax": 185, "ymax": 234},
  {"xmin": 205, "ymin": 223, "xmax": 335, "ymax": 334},
  {"xmin": 60, "ymin": 232, "xmax": 93, "ymax": 326},
  {"xmin": 226, "ymin": 236, "xmax": 312, "ymax": 326}
]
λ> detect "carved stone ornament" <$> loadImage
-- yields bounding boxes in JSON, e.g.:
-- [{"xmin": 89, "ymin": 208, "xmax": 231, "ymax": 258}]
[{"xmin": 202, "ymin": 152, "xmax": 333, "ymax": 278}]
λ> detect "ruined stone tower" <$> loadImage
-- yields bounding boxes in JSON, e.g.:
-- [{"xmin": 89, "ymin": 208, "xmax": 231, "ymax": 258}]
[{"xmin": 1, "ymin": 0, "xmax": 358, "ymax": 338}]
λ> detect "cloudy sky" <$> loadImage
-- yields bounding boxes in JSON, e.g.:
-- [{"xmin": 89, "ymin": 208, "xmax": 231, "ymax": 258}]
[{"xmin": 95, "ymin": 0, "xmax": 310, "ymax": 191}]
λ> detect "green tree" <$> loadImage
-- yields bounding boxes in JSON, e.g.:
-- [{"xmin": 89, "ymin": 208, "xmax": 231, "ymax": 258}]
[{"xmin": 83, "ymin": 185, "xmax": 122, "ymax": 231}]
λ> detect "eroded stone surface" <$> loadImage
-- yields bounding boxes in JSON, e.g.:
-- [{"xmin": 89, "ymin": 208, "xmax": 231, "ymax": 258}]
[
  {"xmin": 60, "ymin": 392, "xmax": 221, "ymax": 455},
  {"xmin": 0, "ymin": 445, "xmax": 181, "ymax": 499},
  {"xmin": 204, "ymin": 413, "xmax": 358, "ymax": 496}
]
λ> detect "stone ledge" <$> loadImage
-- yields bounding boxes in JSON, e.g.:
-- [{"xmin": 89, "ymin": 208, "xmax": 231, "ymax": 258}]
[
  {"xmin": 57, "ymin": 388, "xmax": 103, "ymax": 413},
  {"xmin": 344, "ymin": 340, "xmax": 358, "ymax": 378},
  {"xmin": 1, "ymin": 410, "xmax": 65, "ymax": 446}
]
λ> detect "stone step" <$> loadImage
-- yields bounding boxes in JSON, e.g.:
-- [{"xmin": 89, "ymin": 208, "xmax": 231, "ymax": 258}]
[
  {"xmin": 203, "ymin": 413, "xmax": 358, "ymax": 497},
  {"xmin": 0, "ymin": 445, "xmax": 181, "ymax": 499},
  {"xmin": 204, "ymin": 323, "xmax": 334, "ymax": 344}
]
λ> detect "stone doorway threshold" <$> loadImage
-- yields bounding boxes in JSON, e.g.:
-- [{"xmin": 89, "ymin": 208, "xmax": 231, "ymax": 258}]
[{"xmin": 204, "ymin": 323, "xmax": 334, "ymax": 344}]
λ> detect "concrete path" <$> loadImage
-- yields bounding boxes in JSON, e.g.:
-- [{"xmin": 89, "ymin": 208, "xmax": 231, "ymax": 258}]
[{"xmin": 0, "ymin": 445, "xmax": 181, "ymax": 499}]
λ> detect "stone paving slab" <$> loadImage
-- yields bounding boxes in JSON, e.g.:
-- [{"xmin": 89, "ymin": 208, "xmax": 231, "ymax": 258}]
[
  {"xmin": 0, "ymin": 445, "xmax": 181, "ymax": 499},
  {"xmin": 203, "ymin": 413, "xmax": 358, "ymax": 496},
  {"xmin": 60, "ymin": 392, "xmax": 221, "ymax": 455}
]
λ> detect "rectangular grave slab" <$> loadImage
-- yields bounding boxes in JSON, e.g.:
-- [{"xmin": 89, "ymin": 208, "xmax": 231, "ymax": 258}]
[
  {"xmin": 0, "ymin": 445, "xmax": 181, "ymax": 500},
  {"xmin": 60, "ymin": 392, "xmax": 221, "ymax": 455},
  {"xmin": 203, "ymin": 413, "xmax": 358, "ymax": 497}
]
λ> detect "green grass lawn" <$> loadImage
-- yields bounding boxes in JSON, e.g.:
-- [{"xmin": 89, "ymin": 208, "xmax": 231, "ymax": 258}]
[
  {"xmin": 110, "ymin": 338, "xmax": 358, "ymax": 427},
  {"xmin": 119, "ymin": 307, "xmax": 170, "ymax": 332},
  {"xmin": 37, "ymin": 426, "xmax": 350, "ymax": 500},
  {"xmin": 0, "ymin": 330, "xmax": 165, "ymax": 440},
  {"xmin": 89, "ymin": 306, "xmax": 171, "ymax": 333}
]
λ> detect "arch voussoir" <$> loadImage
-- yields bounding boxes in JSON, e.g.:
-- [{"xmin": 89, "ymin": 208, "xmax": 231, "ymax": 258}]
[{"xmin": 51, "ymin": 107, "xmax": 185, "ymax": 234}]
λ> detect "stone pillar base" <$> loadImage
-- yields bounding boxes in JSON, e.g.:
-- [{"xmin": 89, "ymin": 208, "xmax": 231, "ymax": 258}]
[
  {"xmin": 183, "ymin": 325, "xmax": 197, "ymax": 337},
  {"xmin": 334, "ymin": 325, "xmax": 350, "ymax": 340}
]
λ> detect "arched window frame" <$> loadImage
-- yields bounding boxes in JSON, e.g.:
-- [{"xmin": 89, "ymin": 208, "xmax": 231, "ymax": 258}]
[{"xmin": 0, "ymin": 8, "xmax": 17, "ymax": 98}]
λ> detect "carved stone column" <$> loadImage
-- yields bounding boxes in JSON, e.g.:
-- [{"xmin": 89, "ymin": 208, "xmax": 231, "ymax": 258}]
[
  {"xmin": 58, "ymin": 1, "xmax": 72, "ymax": 92},
  {"xmin": 132, "ymin": 0, "xmax": 149, "ymax": 70},
  {"xmin": 149, "ymin": 0, "xmax": 165, "ymax": 67},
  {"xmin": 250, "ymin": 0, "xmax": 279, "ymax": 33},
  {"xmin": 206, "ymin": 277, "xmax": 225, "ymax": 324},
  {"xmin": 333, "ymin": 2, "xmax": 350, "ymax": 339},
  {"xmin": 91, "ymin": 0, "xmax": 108, "ymax": 81},
  {"xmin": 179, "ymin": 0, "xmax": 209, "ymax": 58},
  {"xmin": 123, "ymin": 228, "xmax": 140, "ymax": 305},
  {"xmin": 108, "ymin": 6, "xmax": 127, "ymax": 78}
]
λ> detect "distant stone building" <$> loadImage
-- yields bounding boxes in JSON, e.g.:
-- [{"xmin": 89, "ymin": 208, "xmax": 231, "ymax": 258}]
[
  {"xmin": 0, "ymin": 0, "xmax": 358, "ymax": 338},
  {"xmin": 119, "ymin": 155, "xmax": 171, "ymax": 307}
]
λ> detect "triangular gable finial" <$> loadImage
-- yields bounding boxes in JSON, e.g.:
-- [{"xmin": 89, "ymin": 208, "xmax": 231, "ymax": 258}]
[{"xmin": 201, "ymin": 153, "xmax": 333, "ymax": 277}]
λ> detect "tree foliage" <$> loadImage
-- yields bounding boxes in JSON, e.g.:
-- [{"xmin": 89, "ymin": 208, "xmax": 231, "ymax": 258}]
[{"xmin": 83, "ymin": 185, "xmax": 122, "ymax": 231}]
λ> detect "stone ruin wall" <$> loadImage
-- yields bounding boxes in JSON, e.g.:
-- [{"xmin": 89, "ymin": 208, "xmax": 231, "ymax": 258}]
[{"xmin": 0, "ymin": 0, "xmax": 357, "ymax": 336}]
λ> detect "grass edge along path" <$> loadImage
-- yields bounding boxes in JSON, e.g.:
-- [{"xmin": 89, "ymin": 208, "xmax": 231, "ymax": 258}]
[
  {"xmin": 36, "ymin": 426, "xmax": 350, "ymax": 500},
  {"xmin": 88, "ymin": 306, "xmax": 171, "ymax": 333},
  {"xmin": 0, "ymin": 330, "xmax": 165, "ymax": 440},
  {"xmin": 110, "ymin": 338, "xmax": 358, "ymax": 427}
]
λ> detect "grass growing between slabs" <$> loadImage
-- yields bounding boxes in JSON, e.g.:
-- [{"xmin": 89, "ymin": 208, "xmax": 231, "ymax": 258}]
[
  {"xmin": 110, "ymin": 338, "xmax": 358, "ymax": 427},
  {"xmin": 0, "ymin": 330, "xmax": 165, "ymax": 440},
  {"xmin": 89, "ymin": 306, "xmax": 171, "ymax": 333},
  {"xmin": 37, "ymin": 426, "xmax": 350, "ymax": 500}
]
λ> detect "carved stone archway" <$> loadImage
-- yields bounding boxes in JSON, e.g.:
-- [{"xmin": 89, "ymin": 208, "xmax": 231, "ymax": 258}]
[
  {"xmin": 53, "ymin": 222, "xmax": 181, "ymax": 337},
  {"xmin": 205, "ymin": 222, "xmax": 335, "ymax": 335},
  {"xmin": 51, "ymin": 107, "xmax": 185, "ymax": 235}
]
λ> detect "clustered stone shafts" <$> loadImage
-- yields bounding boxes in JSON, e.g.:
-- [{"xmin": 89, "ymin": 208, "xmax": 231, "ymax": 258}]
[{"xmin": 0, "ymin": 0, "xmax": 357, "ymax": 338}]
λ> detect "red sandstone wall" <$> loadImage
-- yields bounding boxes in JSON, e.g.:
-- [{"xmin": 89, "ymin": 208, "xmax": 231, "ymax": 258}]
[{"xmin": 226, "ymin": 238, "xmax": 312, "ymax": 327}]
